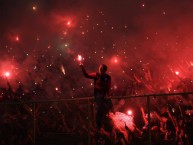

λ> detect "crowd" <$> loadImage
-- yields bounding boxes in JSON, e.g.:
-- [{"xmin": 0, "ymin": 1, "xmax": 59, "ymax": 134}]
[{"xmin": 0, "ymin": 81, "xmax": 193, "ymax": 145}]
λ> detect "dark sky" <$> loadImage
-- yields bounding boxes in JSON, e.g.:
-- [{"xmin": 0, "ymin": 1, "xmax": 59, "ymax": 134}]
[{"xmin": 0, "ymin": 0, "xmax": 193, "ymax": 98}]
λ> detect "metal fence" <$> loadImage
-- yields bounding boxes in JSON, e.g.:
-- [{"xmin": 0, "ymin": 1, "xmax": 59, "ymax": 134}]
[{"xmin": 0, "ymin": 92, "xmax": 193, "ymax": 145}]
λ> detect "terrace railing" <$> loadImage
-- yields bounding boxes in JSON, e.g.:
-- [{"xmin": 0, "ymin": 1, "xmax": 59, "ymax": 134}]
[{"xmin": 0, "ymin": 92, "xmax": 193, "ymax": 145}]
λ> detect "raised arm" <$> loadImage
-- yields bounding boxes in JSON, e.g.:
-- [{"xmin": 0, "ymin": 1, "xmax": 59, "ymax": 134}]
[
  {"xmin": 80, "ymin": 64, "xmax": 96, "ymax": 79},
  {"xmin": 167, "ymin": 108, "xmax": 177, "ymax": 128},
  {"xmin": 140, "ymin": 106, "xmax": 148, "ymax": 126}
]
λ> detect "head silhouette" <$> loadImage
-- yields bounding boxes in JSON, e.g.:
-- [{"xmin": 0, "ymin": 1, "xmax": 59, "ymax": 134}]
[{"xmin": 99, "ymin": 64, "xmax": 107, "ymax": 75}]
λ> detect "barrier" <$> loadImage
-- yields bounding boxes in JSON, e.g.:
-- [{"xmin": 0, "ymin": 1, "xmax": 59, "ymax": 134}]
[{"xmin": 0, "ymin": 92, "xmax": 193, "ymax": 145}]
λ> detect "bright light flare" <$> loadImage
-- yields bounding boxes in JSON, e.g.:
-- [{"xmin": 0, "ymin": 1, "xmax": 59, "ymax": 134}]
[
  {"xmin": 77, "ymin": 54, "xmax": 83, "ymax": 61},
  {"xmin": 16, "ymin": 36, "xmax": 19, "ymax": 41},
  {"xmin": 142, "ymin": 3, "xmax": 145, "ymax": 7},
  {"xmin": 5, "ymin": 72, "xmax": 10, "ymax": 77},
  {"xmin": 60, "ymin": 65, "xmax": 65, "ymax": 75},
  {"xmin": 32, "ymin": 5, "xmax": 37, "ymax": 11},
  {"xmin": 111, "ymin": 56, "xmax": 120, "ymax": 64},
  {"xmin": 8, "ymin": 34, "xmax": 21, "ymax": 42},
  {"xmin": 127, "ymin": 110, "xmax": 132, "ymax": 116},
  {"xmin": 175, "ymin": 71, "xmax": 179, "ymax": 76},
  {"xmin": 76, "ymin": 54, "xmax": 84, "ymax": 65},
  {"xmin": 190, "ymin": 61, "xmax": 193, "ymax": 66},
  {"xmin": 3, "ymin": 71, "xmax": 11, "ymax": 78},
  {"xmin": 67, "ymin": 21, "xmax": 71, "ymax": 26}
]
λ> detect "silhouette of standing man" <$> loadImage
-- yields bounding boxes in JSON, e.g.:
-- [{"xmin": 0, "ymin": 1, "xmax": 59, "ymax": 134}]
[{"xmin": 80, "ymin": 64, "xmax": 113, "ymax": 130}]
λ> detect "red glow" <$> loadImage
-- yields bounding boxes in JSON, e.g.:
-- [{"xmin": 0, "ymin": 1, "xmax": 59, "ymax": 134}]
[
  {"xmin": 142, "ymin": 3, "xmax": 145, "ymax": 7},
  {"xmin": 190, "ymin": 62, "xmax": 193, "ymax": 66},
  {"xmin": 16, "ymin": 36, "xmax": 19, "ymax": 41},
  {"xmin": 77, "ymin": 54, "xmax": 83, "ymax": 61},
  {"xmin": 52, "ymin": 14, "xmax": 76, "ymax": 29},
  {"xmin": 4, "ymin": 71, "xmax": 10, "ymax": 78},
  {"xmin": 114, "ymin": 58, "xmax": 118, "ymax": 63},
  {"xmin": 111, "ymin": 56, "xmax": 119, "ymax": 64},
  {"xmin": 67, "ymin": 21, "xmax": 71, "ymax": 26},
  {"xmin": 175, "ymin": 71, "xmax": 179, "ymax": 75},
  {"xmin": 0, "ymin": 61, "xmax": 18, "ymax": 81},
  {"xmin": 109, "ymin": 112, "xmax": 134, "ymax": 132},
  {"xmin": 32, "ymin": 6, "xmax": 37, "ymax": 11},
  {"xmin": 127, "ymin": 110, "xmax": 132, "ymax": 116}
]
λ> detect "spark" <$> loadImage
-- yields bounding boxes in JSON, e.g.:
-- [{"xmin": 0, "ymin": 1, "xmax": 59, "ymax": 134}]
[
  {"xmin": 16, "ymin": 36, "xmax": 19, "ymax": 41},
  {"xmin": 111, "ymin": 56, "xmax": 119, "ymax": 64},
  {"xmin": 77, "ymin": 54, "xmax": 83, "ymax": 61},
  {"xmin": 76, "ymin": 54, "xmax": 84, "ymax": 65},
  {"xmin": 175, "ymin": 71, "xmax": 179, "ymax": 76},
  {"xmin": 60, "ymin": 65, "xmax": 65, "ymax": 75},
  {"xmin": 32, "ymin": 5, "xmax": 37, "ymax": 11},
  {"xmin": 3, "ymin": 71, "xmax": 11, "ymax": 78},
  {"xmin": 64, "ymin": 43, "xmax": 68, "ymax": 47},
  {"xmin": 172, "ymin": 108, "xmax": 175, "ymax": 113},
  {"xmin": 127, "ymin": 110, "xmax": 132, "ymax": 116},
  {"xmin": 67, "ymin": 21, "xmax": 71, "ymax": 27}
]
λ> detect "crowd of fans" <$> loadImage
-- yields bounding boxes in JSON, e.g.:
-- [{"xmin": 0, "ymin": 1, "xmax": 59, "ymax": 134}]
[{"xmin": 0, "ymin": 81, "xmax": 193, "ymax": 145}]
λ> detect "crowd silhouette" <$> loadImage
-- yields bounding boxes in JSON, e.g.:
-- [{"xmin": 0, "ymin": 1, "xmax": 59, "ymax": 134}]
[{"xmin": 0, "ymin": 79, "xmax": 193, "ymax": 145}]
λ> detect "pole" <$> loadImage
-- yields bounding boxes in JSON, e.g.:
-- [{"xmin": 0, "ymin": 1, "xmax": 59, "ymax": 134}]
[
  {"xmin": 33, "ymin": 103, "xmax": 36, "ymax": 145},
  {"xmin": 88, "ymin": 99, "xmax": 91, "ymax": 145}
]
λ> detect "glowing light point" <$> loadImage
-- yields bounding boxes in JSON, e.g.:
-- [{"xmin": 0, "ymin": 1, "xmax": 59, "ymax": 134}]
[
  {"xmin": 112, "ymin": 57, "xmax": 119, "ymax": 64},
  {"xmin": 4, "ymin": 72, "xmax": 10, "ymax": 78},
  {"xmin": 67, "ymin": 21, "xmax": 71, "ymax": 27},
  {"xmin": 60, "ymin": 65, "xmax": 65, "ymax": 75},
  {"xmin": 76, "ymin": 54, "xmax": 84, "ymax": 65},
  {"xmin": 64, "ymin": 43, "xmax": 68, "ymax": 47},
  {"xmin": 172, "ymin": 108, "xmax": 175, "ymax": 113},
  {"xmin": 16, "ymin": 36, "xmax": 19, "ymax": 41},
  {"xmin": 55, "ymin": 87, "xmax": 59, "ymax": 91},
  {"xmin": 77, "ymin": 54, "xmax": 83, "ymax": 61},
  {"xmin": 175, "ymin": 71, "xmax": 179, "ymax": 76},
  {"xmin": 32, "ymin": 6, "xmax": 37, "ymax": 11},
  {"xmin": 127, "ymin": 110, "xmax": 132, "ymax": 116}
]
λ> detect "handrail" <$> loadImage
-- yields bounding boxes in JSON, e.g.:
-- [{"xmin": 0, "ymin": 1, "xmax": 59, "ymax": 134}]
[
  {"xmin": 0, "ymin": 91, "xmax": 193, "ymax": 145},
  {"xmin": 0, "ymin": 91, "xmax": 192, "ymax": 105}
]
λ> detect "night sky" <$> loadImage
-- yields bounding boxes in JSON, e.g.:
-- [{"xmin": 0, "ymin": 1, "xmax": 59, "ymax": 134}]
[{"xmin": 1, "ymin": 0, "xmax": 193, "ymax": 99}]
